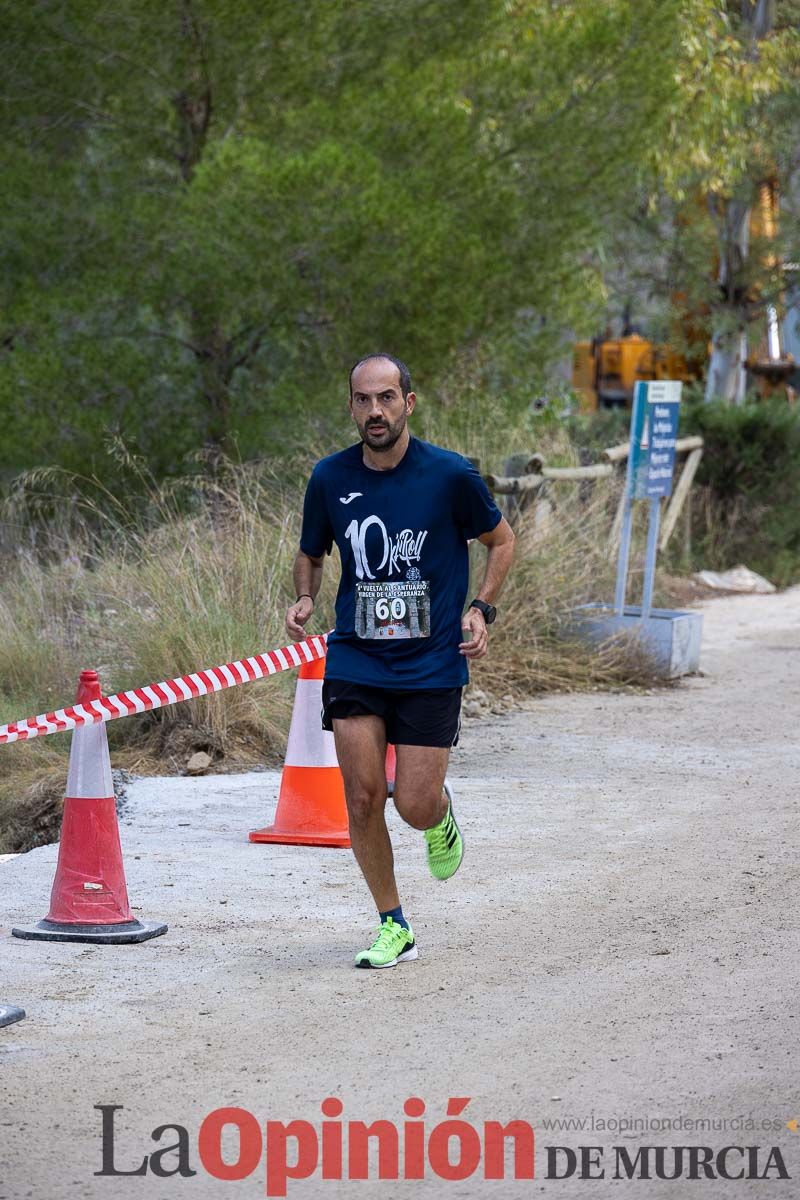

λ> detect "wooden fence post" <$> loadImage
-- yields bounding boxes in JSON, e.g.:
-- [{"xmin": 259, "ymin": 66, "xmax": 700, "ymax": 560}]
[{"xmin": 659, "ymin": 447, "xmax": 704, "ymax": 552}]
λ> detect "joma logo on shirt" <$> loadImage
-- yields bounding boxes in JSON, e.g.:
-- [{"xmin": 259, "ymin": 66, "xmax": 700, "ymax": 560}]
[{"xmin": 345, "ymin": 516, "xmax": 428, "ymax": 579}]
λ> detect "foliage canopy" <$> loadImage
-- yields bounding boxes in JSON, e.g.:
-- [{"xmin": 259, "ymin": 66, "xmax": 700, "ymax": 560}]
[{"xmin": 2, "ymin": 0, "xmax": 695, "ymax": 478}]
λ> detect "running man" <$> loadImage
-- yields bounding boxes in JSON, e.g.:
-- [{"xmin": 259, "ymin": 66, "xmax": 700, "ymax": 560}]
[{"xmin": 286, "ymin": 354, "xmax": 515, "ymax": 968}]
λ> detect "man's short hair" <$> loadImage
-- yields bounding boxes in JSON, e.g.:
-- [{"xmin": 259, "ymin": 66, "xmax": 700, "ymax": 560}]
[{"xmin": 349, "ymin": 353, "xmax": 412, "ymax": 399}]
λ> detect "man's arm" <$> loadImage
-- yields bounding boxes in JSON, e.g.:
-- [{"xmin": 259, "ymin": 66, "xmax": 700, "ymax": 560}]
[
  {"xmin": 286, "ymin": 550, "xmax": 325, "ymax": 639},
  {"xmin": 459, "ymin": 515, "xmax": 516, "ymax": 660}
]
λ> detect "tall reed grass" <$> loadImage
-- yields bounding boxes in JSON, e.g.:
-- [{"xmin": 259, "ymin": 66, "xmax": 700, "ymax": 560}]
[{"xmin": 0, "ymin": 424, "xmax": 662, "ymax": 852}]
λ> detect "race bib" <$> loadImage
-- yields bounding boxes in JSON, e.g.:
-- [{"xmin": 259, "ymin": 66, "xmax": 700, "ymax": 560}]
[{"xmin": 355, "ymin": 580, "xmax": 431, "ymax": 639}]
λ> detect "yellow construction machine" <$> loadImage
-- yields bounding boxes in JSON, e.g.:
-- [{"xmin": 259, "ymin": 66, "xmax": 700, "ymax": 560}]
[
  {"xmin": 571, "ymin": 333, "xmax": 698, "ymax": 412},
  {"xmin": 573, "ymin": 180, "xmax": 796, "ymax": 410}
]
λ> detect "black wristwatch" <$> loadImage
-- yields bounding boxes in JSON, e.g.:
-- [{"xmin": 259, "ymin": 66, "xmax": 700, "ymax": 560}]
[{"xmin": 469, "ymin": 598, "xmax": 497, "ymax": 624}]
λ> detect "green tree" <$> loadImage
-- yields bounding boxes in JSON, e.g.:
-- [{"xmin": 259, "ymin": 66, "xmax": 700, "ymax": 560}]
[
  {"xmin": 603, "ymin": 0, "xmax": 800, "ymax": 402},
  {"xmin": 1, "ymin": 0, "xmax": 695, "ymax": 479}
]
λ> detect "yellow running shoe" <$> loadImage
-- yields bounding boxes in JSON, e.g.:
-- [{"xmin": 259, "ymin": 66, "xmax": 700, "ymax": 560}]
[
  {"xmin": 424, "ymin": 781, "xmax": 464, "ymax": 880},
  {"xmin": 354, "ymin": 917, "xmax": 418, "ymax": 969}
]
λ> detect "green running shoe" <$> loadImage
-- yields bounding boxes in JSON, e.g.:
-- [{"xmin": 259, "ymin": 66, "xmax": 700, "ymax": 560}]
[
  {"xmin": 354, "ymin": 917, "xmax": 418, "ymax": 969},
  {"xmin": 424, "ymin": 781, "xmax": 464, "ymax": 880}
]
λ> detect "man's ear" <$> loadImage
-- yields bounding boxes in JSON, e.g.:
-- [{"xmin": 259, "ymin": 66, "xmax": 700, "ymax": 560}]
[{"xmin": 405, "ymin": 391, "xmax": 417, "ymax": 414}]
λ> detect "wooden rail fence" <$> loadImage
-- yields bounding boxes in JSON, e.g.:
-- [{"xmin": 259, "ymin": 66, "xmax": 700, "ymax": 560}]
[{"xmin": 480, "ymin": 436, "xmax": 704, "ymax": 553}]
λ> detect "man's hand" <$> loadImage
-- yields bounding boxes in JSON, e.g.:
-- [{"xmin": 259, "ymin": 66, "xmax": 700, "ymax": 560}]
[
  {"xmin": 286, "ymin": 595, "xmax": 314, "ymax": 640},
  {"xmin": 459, "ymin": 606, "xmax": 488, "ymax": 659}
]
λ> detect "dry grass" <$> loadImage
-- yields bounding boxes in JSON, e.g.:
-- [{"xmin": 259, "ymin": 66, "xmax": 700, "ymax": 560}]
[
  {"xmin": 0, "ymin": 425, "xmax": 669, "ymax": 853},
  {"xmin": 470, "ymin": 472, "xmax": 664, "ymax": 697},
  {"xmin": 0, "ymin": 461, "xmax": 324, "ymax": 850}
]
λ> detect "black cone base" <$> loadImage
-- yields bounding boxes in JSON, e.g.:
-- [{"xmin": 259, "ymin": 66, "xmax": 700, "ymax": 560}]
[
  {"xmin": 0, "ymin": 1004, "xmax": 25, "ymax": 1028},
  {"xmin": 11, "ymin": 918, "xmax": 168, "ymax": 945}
]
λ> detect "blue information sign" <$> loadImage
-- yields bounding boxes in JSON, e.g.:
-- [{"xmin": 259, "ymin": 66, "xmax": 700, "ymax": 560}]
[
  {"xmin": 628, "ymin": 380, "xmax": 682, "ymax": 500},
  {"xmin": 614, "ymin": 380, "xmax": 683, "ymax": 618}
]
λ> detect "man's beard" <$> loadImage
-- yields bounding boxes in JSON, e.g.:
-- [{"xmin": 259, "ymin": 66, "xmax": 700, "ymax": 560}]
[{"xmin": 359, "ymin": 414, "xmax": 406, "ymax": 452}]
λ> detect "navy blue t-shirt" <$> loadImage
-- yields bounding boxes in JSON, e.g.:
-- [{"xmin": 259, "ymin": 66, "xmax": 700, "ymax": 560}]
[{"xmin": 300, "ymin": 437, "xmax": 502, "ymax": 688}]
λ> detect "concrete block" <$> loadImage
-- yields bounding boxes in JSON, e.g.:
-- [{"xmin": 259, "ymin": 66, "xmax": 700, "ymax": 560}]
[{"xmin": 570, "ymin": 604, "xmax": 703, "ymax": 678}]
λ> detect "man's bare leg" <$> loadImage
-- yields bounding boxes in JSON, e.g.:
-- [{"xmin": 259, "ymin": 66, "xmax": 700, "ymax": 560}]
[
  {"xmin": 392, "ymin": 744, "xmax": 450, "ymax": 829},
  {"xmin": 332, "ymin": 715, "xmax": 398, "ymax": 912}
]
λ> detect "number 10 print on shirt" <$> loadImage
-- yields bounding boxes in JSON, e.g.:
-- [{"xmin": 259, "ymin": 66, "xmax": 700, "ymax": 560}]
[{"xmin": 344, "ymin": 515, "xmax": 428, "ymax": 580}]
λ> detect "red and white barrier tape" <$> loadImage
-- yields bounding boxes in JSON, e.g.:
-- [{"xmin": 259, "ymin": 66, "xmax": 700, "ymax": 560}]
[{"xmin": 0, "ymin": 633, "xmax": 329, "ymax": 745}]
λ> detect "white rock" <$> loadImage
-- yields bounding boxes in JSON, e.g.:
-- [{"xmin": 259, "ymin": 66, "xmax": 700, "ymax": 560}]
[
  {"xmin": 186, "ymin": 751, "xmax": 213, "ymax": 775},
  {"xmin": 694, "ymin": 565, "xmax": 776, "ymax": 594}
]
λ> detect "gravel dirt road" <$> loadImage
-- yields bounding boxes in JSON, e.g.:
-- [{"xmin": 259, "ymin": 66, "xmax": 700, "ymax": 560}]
[{"xmin": 1, "ymin": 589, "xmax": 799, "ymax": 1198}]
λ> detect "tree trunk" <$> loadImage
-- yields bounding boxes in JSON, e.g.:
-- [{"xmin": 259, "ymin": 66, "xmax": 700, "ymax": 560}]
[
  {"xmin": 704, "ymin": 196, "xmax": 751, "ymax": 404},
  {"xmin": 705, "ymin": 328, "xmax": 749, "ymax": 404},
  {"xmin": 704, "ymin": 0, "xmax": 774, "ymax": 404},
  {"xmin": 187, "ymin": 314, "xmax": 236, "ymax": 462}
]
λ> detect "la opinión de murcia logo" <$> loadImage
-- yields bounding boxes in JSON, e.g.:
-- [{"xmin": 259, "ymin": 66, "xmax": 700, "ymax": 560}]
[
  {"xmin": 94, "ymin": 1102, "xmax": 791, "ymax": 1193},
  {"xmin": 546, "ymin": 1144, "xmax": 789, "ymax": 1182},
  {"xmin": 95, "ymin": 1099, "xmax": 533, "ymax": 1194}
]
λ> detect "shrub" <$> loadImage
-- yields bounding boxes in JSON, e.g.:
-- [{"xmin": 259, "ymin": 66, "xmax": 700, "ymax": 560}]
[{"xmin": 683, "ymin": 398, "xmax": 800, "ymax": 586}]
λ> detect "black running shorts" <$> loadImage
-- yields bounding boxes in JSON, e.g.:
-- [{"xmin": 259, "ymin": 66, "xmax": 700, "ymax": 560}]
[{"xmin": 321, "ymin": 679, "xmax": 462, "ymax": 748}]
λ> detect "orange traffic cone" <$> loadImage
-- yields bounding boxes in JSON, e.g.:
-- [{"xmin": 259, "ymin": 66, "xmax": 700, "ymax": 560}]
[
  {"xmin": 385, "ymin": 742, "xmax": 397, "ymax": 797},
  {"xmin": 249, "ymin": 656, "xmax": 351, "ymax": 847},
  {"xmin": 12, "ymin": 670, "xmax": 167, "ymax": 944}
]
